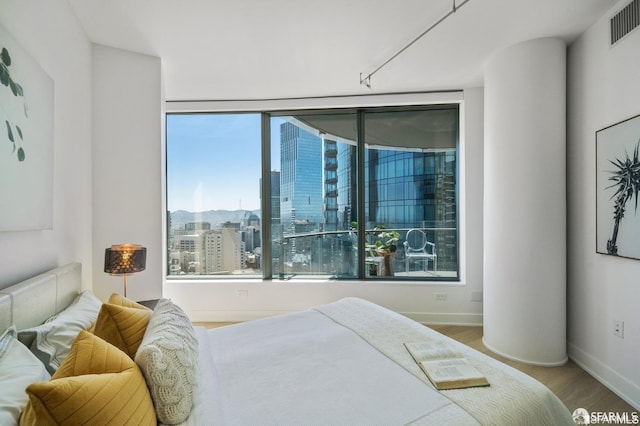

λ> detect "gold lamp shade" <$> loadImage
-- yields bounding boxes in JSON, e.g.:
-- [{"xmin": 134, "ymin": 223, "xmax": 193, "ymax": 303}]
[{"xmin": 104, "ymin": 244, "xmax": 146, "ymax": 297}]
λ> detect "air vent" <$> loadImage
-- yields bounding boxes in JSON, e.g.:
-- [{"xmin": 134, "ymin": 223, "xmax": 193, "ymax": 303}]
[{"xmin": 610, "ymin": 0, "xmax": 639, "ymax": 45}]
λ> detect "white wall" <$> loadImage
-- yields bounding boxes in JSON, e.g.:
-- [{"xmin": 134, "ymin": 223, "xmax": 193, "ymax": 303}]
[
  {"xmin": 91, "ymin": 45, "xmax": 163, "ymax": 302},
  {"xmin": 567, "ymin": 0, "xmax": 640, "ymax": 408},
  {"xmin": 165, "ymin": 87, "xmax": 485, "ymax": 324},
  {"xmin": 0, "ymin": 1, "xmax": 484, "ymax": 322},
  {"xmin": 0, "ymin": 0, "xmax": 93, "ymax": 290}
]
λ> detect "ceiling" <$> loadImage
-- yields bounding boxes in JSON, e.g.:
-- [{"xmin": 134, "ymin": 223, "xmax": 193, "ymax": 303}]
[{"xmin": 67, "ymin": 0, "xmax": 616, "ymax": 101}]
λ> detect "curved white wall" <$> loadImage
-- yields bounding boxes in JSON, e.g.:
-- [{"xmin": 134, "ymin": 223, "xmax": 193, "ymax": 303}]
[{"xmin": 483, "ymin": 38, "xmax": 567, "ymax": 366}]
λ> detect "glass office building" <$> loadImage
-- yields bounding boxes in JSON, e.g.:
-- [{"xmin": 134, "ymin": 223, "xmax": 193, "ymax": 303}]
[
  {"xmin": 279, "ymin": 122, "xmax": 323, "ymax": 230},
  {"xmin": 272, "ymin": 107, "xmax": 458, "ymax": 279}
]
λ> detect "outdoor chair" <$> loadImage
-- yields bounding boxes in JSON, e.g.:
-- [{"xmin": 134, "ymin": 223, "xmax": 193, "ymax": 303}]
[{"xmin": 403, "ymin": 229, "xmax": 437, "ymax": 273}]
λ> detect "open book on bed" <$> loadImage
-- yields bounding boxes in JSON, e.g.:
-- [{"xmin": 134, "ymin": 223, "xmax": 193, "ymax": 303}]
[{"xmin": 404, "ymin": 341, "xmax": 490, "ymax": 390}]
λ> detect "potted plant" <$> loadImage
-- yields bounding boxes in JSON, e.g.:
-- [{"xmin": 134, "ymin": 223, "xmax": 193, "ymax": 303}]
[
  {"xmin": 370, "ymin": 226, "xmax": 399, "ymax": 276},
  {"xmin": 351, "ymin": 223, "xmax": 399, "ymax": 276}
]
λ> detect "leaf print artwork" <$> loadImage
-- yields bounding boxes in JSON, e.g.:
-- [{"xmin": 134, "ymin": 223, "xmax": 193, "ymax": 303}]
[{"xmin": 1, "ymin": 46, "xmax": 28, "ymax": 162}]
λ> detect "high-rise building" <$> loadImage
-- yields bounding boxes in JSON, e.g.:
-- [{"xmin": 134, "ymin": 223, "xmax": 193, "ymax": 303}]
[
  {"xmin": 336, "ymin": 143, "xmax": 357, "ymax": 230},
  {"xmin": 204, "ymin": 231, "xmax": 223, "ymax": 273},
  {"xmin": 323, "ymin": 138, "xmax": 338, "ymax": 232},
  {"xmin": 270, "ymin": 171, "xmax": 281, "ymax": 225},
  {"xmin": 363, "ymin": 148, "xmax": 457, "ymax": 270},
  {"xmin": 172, "ymin": 233, "xmax": 204, "ymax": 274},
  {"xmin": 204, "ymin": 227, "xmax": 245, "ymax": 274},
  {"xmin": 279, "ymin": 122, "xmax": 322, "ymax": 230},
  {"xmin": 221, "ymin": 226, "xmax": 245, "ymax": 272}
]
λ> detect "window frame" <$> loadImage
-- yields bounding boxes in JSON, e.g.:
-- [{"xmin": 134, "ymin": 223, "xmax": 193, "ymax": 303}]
[{"xmin": 166, "ymin": 91, "xmax": 464, "ymax": 283}]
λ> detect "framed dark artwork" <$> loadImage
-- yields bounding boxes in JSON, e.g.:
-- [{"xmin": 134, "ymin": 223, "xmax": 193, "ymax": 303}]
[{"xmin": 596, "ymin": 113, "xmax": 640, "ymax": 259}]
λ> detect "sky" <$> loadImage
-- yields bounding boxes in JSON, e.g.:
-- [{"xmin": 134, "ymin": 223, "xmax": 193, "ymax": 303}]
[{"xmin": 166, "ymin": 113, "xmax": 283, "ymax": 212}]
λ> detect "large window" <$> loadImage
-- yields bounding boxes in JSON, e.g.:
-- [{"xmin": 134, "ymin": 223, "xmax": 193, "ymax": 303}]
[
  {"xmin": 166, "ymin": 104, "xmax": 459, "ymax": 281},
  {"xmin": 166, "ymin": 113, "xmax": 262, "ymax": 276}
]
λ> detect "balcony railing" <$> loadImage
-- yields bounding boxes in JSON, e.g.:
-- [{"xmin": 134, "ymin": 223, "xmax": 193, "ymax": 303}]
[{"xmin": 272, "ymin": 227, "xmax": 457, "ymax": 280}]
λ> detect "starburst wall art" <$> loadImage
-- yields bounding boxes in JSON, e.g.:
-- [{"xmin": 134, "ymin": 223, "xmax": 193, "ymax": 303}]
[{"xmin": 596, "ymin": 113, "xmax": 640, "ymax": 260}]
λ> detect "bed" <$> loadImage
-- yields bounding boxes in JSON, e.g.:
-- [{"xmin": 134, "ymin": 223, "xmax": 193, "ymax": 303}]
[{"xmin": 0, "ymin": 263, "xmax": 575, "ymax": 425}]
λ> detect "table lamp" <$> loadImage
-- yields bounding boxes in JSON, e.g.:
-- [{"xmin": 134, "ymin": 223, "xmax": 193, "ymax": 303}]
[{"xmin": 104, "ymin": 243, "xmax": 146, "ymax": 297}]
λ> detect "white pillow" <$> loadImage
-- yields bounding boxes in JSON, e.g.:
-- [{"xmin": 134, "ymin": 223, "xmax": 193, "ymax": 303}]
[
  {"xmin": 18, "ymin": 291, "xmax": 102, "ymax": 374},
  {"xmin": 0, "ymin": 326, "xmax": 51, "ymax": 425},
  {"xmin": 135, "ymin": 298, "xmax": 199, "ymax": 424}
]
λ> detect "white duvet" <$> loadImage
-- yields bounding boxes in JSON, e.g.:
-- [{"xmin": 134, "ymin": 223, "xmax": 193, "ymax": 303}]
[{"xmin": 179, "ymin": 298, "xmax": 574, "ymax": 426}]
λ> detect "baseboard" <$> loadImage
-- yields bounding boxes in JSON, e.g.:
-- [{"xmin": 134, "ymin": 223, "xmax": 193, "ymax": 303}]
[
  {"xmin": 384, "ymin": 311, "xmax": 482, "ymax": 326},
  {"xmin": 187, "ymin": 308, "xmax": 483, "ymax": 327},
  {"xmin": 483, "ymin": 337, "xmax": 568, "ymax": 367},
  {"xmin": 568, "ymin": 341, "xmax": 640, "ymax": 410},
  {"xmin": 187, "ymin": 309, "xmax": 296, "ymax": 322}
]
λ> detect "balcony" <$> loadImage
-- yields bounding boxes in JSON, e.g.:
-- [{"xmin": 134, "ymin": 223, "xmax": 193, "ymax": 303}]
[{"xmin": 272, "ymin": 227, "xmax": 457, "ymax": 280}]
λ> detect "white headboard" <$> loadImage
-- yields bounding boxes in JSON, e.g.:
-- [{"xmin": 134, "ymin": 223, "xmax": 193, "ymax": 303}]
[{"xmin": 0, "ymin": 263, "xmax": 82, "ymax": 331}]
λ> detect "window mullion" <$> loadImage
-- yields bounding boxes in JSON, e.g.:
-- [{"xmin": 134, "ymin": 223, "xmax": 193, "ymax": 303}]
[
  {"xmin": 261, "ymin": 113, "xmax": 272, "ymax": 279},
  {"xmin": 356, "ymin": 110, "xmax": 366, "ymax": 279}
]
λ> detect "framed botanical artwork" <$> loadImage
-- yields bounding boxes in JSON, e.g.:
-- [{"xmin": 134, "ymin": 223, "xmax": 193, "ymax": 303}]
[
  {"xmin": 596, "ymin": 113, "xmax": 640, "ymax": 260},
  {"xmin": 0, "ymin": 24, "xmax": 54, "ymax": 231}
]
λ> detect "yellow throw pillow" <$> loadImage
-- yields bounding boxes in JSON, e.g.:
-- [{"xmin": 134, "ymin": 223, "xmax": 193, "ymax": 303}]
[
  {"xmin": 21, "ymin": 331, "xmax": 156, "ymax": 426},
  {"xmin": 93, "ymin": 304, "xmax": 152, "ymax": 358},
  {"xmin": 107, "ymin": 293, "xmax": 152, "ymax": 311}
]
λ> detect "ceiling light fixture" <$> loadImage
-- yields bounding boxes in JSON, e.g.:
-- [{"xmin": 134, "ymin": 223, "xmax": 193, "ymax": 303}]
[{"xmin": 360, "ymin": 0, "xmax": 472, "ymax": 89}]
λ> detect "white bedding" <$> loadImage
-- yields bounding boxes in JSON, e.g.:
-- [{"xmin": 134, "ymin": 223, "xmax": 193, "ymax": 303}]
[{"xmin": 182, "ymin": 298, "xmax": 574, "ymax": 426}]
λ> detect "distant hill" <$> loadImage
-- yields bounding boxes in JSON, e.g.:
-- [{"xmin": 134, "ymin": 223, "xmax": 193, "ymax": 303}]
[{"xmin": 170, "ymin": 209, "xmax": 261, "ymax": 231}]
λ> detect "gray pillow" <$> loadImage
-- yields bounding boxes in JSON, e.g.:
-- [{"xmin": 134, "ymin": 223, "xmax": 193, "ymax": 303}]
[
  {"xmin": 0, "ymin": 326, "xmax": 51, "ymax": 425},
  {"xmin": 18, "ymin": 291, "xmax": 102, "ymax": 374},
  {"xmin": 135, "ymin": 298, "xmax": 199, "ymax": 424}
]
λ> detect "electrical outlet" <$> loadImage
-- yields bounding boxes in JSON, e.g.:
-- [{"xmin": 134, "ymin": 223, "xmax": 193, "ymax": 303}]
[
  {"xmin": 613, "ymin": 320, "xmax": 624, "ymax": 338},
  {"xmin": 435, "ymin": 292, "xmax": 447, "ymax": 301},
  {"xmin": 238, "ymin": 290, "xmax": 249, "ymax": 297}
]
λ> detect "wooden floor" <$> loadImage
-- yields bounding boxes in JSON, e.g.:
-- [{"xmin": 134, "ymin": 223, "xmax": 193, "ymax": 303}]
[
  {"xmin": 195, "ymin": 321, "xmax": 636, "ymax": 414},
  {"xmin": 428, "ymin": 324, "xmax": 636, "ymax": 414}
]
